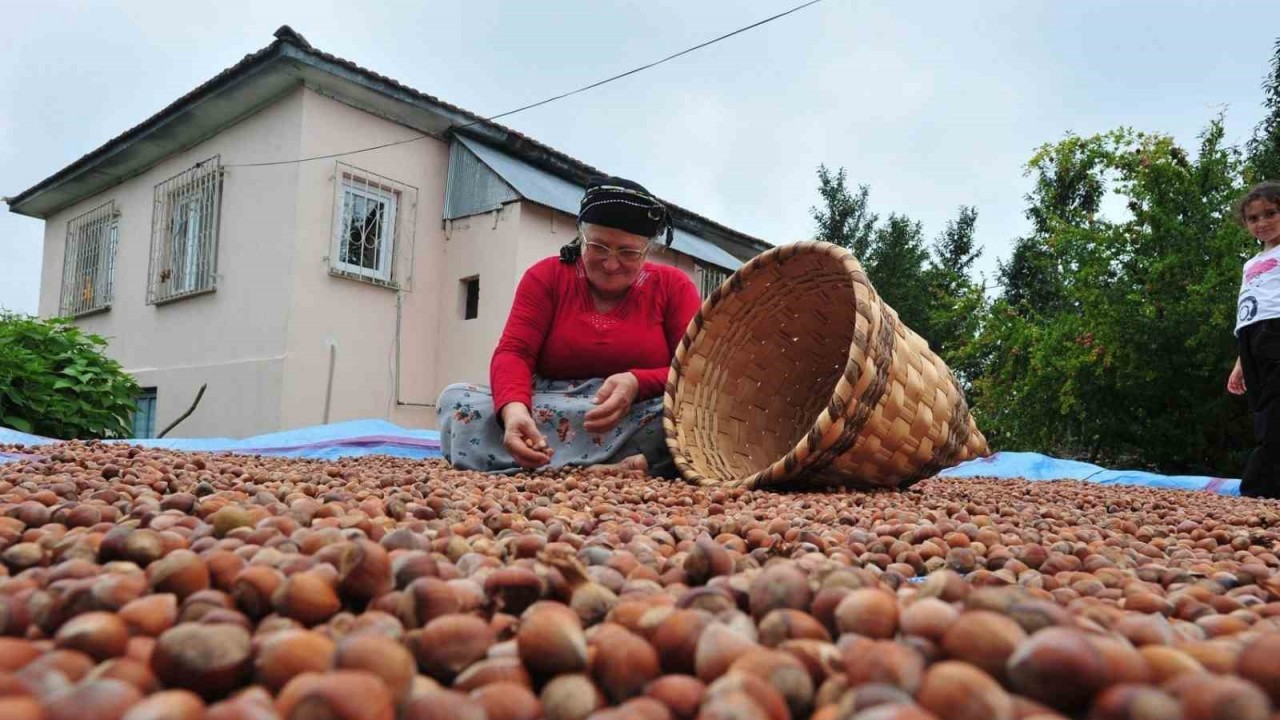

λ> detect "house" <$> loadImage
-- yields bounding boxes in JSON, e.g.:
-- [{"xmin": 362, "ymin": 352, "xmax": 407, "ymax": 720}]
[{"xmin": 6, "ymin": 26, "xmax": 770, "ymax": 439}]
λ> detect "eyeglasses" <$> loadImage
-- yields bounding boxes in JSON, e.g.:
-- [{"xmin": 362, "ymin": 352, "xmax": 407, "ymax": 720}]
[{"xmin": 582, "ymin": 241, "xmax": 648, "ymax": 264}]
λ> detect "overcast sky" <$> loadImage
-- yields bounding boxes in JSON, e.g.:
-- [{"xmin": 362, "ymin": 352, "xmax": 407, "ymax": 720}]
[{"xmin": 2, "ymin": 0, "xmax": 1278, "ymax": 314}]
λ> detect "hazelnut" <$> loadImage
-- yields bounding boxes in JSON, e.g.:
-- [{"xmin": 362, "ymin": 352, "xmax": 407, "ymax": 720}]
[
  {"xmin": 517, "ymin": 602, "xmax": 588, "ymax": 676},
  {"xmin": 1088, "ymin": 684, "xmax": 1182, "ymax": 720},
  {"xmin": 471, "ymin": 680, "xmax": 542, "ymax": 720},
  {"xmin": 86, "ymin": 658, "xmax": 160, "ymax": 694},
  {"xmin": 332, "ymin": 633, "xmax": 414, "ymax": 701},
  {"xmin": 845, "ymin": 640, "xmax": 925, "ymax": 694},
  {"xmin": 272, "ymin": 571, "xmax": 341, "ymax": 626},
  {"xmin": 915, "ymin": 660, "xmax": 1013, "ymax": 720},
  {"xmin": 1236, "ymin": 633, "xmax": 1280, "ymax": 705},
  {"xmin": 401, "ymin": 689, "xmax": 487, "ymax": 720},
  {"xmin": 592, "ymin": 625, "xmax": 661, "ymax": 703},
  {"xmin": 151, "ymin": 623, "xmax": 252, "ymax": 701},
  {"xmin": 748, "ymin": 563, "xmax": 813, "ymax": 620},
  {"xmin": 758, "ymin": 609, "xmax": 832, "ymax": 646},
  {"xmin": 835, "ymin": 588, "xmax": 899, "ymax": 639},
  {"xmin": 253, "ymin": 629, "xmax": 336, "ymax": 693},
  {"xmin": 899, "ymin": 597, "xmax": 959, "ymax": 641},
  {"xmin": 941, "ymin": 610, "xmax": 1027, "ymax": 681},
  {"xmin": 645, "ymin": 674, "xmax": 706, "ymax": 720},
  {"xmin": 408, "ymin": 613, "xmax": 495, "ymax": 682},
  {"xmin": 729, "ymin": 647, "xmax": 815, "ymax": 719},
  {"xmin": 44, "ymin": 678, "xmax": 143, "ymax": 720},
  {"xmin": 1006, "ymin": 627, "xmax": 1107, "ymax": 713},
  {"xmin": 453, "ymin": 656, "xmax": 533, "ymax": 692},
  {"xmin": 540, "ymin": 673, "xmax": 605, "ymax": 720},
  {"xmin": 118, "ymin": 593, "xmax": 178, "ymax": 637},
  {"xmin": 276, "ymin": 669, "xmax": 395, "ymax": 720},
  {"xmin": 146, "ymin": 550, "xmax": 209, "ymax": 600},
  {"xmin": 695, "ymin": 620, "xmax": 759, "ymax": 683},
  {"xmin": 398, "ymin": 578, "xmax": 460, "ymax": 629}
]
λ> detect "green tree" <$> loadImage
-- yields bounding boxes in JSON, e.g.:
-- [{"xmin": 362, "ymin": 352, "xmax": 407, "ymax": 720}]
[
  {"xmin": 811, "ymin": 165, "xmax": 877, "ymax": 258},
  {"xmin": 924, "ymin": 206, "xmax": 986, "ymax": 384},
  {"xmin": 968, "ymin": 122, "xmax": 1251, "ymax": 473},
  {"xmin": 0, "ymin": 313, "xmax": 140, "ymax": 439},
  {"xmin": 1248, "ymin": 37, "xmax": 1280, "ymax": 182},
  {"xmin": 865, "ymin": 213, "xmax": 934, "ymax": 341}
]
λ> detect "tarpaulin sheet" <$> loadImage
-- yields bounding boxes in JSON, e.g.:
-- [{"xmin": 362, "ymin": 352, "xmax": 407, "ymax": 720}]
[
  {"xmin": 0, "ymin": 422, "xmax": 1241, "ymax": 494},
  {"xmin": 0, "ymin": 419, "xmax": 442, "ymax": 463},
  {"xmin": 938, "ymin": 451, "xmax": 1239, "ymax": 495}
]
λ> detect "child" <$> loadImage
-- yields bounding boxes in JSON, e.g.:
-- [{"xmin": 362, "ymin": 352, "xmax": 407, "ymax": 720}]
[{"xmin": 1229, "ymin": 181, "xmax": 1280, "ymax": 497}]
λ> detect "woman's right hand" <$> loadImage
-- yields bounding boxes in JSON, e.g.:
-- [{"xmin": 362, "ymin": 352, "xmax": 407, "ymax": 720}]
[
  {"xmin": 1228, "ymin": 358, "xmax": 1246, "ymax": 395},
  {"xmin": 501, "ymin": 403, "xmax": 553, "ymax": 468}
]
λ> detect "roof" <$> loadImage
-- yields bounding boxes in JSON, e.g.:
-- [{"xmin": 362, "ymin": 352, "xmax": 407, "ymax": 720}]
[
  {"xmin": 453, "ymin": 136, "xmax": 742, "ymax": 271},
  {"xmin": 7, "ymin": 26, "xmax": 770, "ymax": 261}
]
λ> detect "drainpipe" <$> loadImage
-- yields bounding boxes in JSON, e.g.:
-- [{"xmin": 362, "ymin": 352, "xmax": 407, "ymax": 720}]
[{"xmin": 322, "ymin": 340, "xmax": 337, "ymax": 424}]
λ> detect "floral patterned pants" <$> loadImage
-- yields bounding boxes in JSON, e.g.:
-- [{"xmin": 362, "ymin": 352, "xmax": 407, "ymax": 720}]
[{"xmin": 436, "ymin": 378, "xmax": 676, "ymax": 477}]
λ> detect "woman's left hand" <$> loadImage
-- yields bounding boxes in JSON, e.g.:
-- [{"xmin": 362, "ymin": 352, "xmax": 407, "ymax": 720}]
[{"xmin": 584, "ymin": 372, "xmax": 640, "ymax": 434}]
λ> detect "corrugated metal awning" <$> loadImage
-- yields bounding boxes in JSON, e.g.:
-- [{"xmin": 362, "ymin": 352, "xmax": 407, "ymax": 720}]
[{"xmin": 453, "ymin": 135, "xmax": 741, "ymax": 271}]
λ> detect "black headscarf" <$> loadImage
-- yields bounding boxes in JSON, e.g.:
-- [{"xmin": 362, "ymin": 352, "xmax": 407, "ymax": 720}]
[{"xmin": 560, "ymin": 176, "xmax": 674, "ymax": 263}]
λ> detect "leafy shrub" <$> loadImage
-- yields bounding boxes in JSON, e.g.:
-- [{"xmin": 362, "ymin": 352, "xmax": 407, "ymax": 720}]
[{"xmin": 0, "ymin": 312, "xmax": 140, "ymax": 439}]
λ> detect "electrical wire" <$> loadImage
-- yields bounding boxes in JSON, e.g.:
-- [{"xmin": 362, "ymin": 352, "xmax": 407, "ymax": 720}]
[{"xmin": 224, "ymin": 0, "xmax": 824, "ymax": 168}]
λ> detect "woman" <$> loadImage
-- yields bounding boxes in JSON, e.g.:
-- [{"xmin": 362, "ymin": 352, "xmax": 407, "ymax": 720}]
[{"xmin": 437, "ymin": 176, "xmax": 702, "ymax": 477}]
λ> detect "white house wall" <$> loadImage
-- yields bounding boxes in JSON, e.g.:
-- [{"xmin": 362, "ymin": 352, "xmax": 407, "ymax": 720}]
[
  {"xmin": 277, "ymin": 88, "xmax": 449, "ymax": 432},
  {"xmin": 36, "ymin": 87, "xmax": 308, "ymax": 437}
]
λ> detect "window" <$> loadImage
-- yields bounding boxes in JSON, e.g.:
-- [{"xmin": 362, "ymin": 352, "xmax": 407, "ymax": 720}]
[
  {"xmin": 697, "ymin": 264, "xmax": 729, "ymax": 300},
  {"xmin": 60, "ymin": 202, "xmax": 119, "ymax": 316},
  {"xmin": 461, "ymin": 276, "xmax": 479, "ymax": 320},
  {"xmin": 132, "ymin": 388, "xmax": 157, "ymax": 439},
  {"xmin": 148, "ymin": 156, "xmax": 223, "ymax": 304},
  {"xmin": 330, "ymin": 163, "xmax": 414, "ymax": 285}
]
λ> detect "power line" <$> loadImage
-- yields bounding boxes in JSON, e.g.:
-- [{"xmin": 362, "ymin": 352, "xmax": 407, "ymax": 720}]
[{"xmin": 225, "ymin": 0, "xmax": 824, "ymax": 168}]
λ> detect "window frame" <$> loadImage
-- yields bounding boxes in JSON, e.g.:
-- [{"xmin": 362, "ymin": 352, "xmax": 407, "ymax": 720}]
[
  {"xmin": 147, "ymin": 156, "xmax": 224, "ymax": 305},
  {"xmin": 59, "ymin": 201, "xmax": 120, "ymax": 317},
  {"xmin": 331, "ymin": 172, "xmax": 399, "ymax": 285}
]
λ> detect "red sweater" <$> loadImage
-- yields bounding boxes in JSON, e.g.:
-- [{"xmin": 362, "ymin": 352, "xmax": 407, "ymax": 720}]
[{"xmin": 490, "ymin": 257, "xmax": 702, "ymax": 412}]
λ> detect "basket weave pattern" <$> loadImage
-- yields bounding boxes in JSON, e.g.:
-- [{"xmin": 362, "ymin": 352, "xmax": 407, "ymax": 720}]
[{"xmin": 662, "ymin": 241, "xmax": 989, "ymax": 490}]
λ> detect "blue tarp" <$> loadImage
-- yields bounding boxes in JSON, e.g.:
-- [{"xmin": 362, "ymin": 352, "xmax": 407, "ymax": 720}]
[
  {"xmin": 0, "ymin": 419, "xmax": 442, "ymax": 463},
  {"xmin": 939, "ymin": 450, "xmax": 1239, "ymax": 495},
  {"xmin": 0, "ymin": 421, "xmax": 1241, "ymax": 495}
]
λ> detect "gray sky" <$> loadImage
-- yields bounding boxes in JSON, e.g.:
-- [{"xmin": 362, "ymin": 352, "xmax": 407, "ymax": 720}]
[{"xmin": 2, "ymin": 0, "xmax": 1278, "ymax": 314}]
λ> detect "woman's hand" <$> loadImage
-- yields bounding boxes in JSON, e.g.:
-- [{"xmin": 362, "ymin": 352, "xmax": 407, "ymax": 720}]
[
  {"xmin": 500, "ymin": 403, "xmax": 553, "ymax": 469},
  {"xmin": 1228, "ymin": 358, "xmax": 1247, "ymax": 395},
  {"xmin": 584, "ymin": 372, "xmax": 640, "ymax": 434}
]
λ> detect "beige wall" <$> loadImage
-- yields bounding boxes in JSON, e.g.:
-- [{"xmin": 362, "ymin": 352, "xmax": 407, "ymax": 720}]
[
  {"xmin": 277, "ymin": 88, "xmax": 450, "ymax": 432},
  {"xmin": 37, "ymin": 87, "xmax": 307, "ymax": 437}
]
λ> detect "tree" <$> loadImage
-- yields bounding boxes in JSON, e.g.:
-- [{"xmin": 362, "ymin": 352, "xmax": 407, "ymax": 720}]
[
  {"xmin": 0, "ymin": 313, "xmax": 141, "ymax": 439},
  {"xmin": 1248, "ymin": 37, "xmax": 1280, "ymax": 182},
  {"xmin": 811, "ymin": 165, "xmax": 877, "ymax": 258},
  {"xmin": 865, "ymin": 213, "xmax": 934, "ymax": 341},
  {"xmin": 924, "ymin": 207, "xmax": 986, "ymax": 384},
  {"xmin": 967, "ymin": 122, "xmax": 1251, "ymax": 473}
]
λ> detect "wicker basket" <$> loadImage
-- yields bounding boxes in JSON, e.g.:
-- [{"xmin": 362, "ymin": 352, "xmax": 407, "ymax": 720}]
[{"xmin": 662, "ymin": 240, "xmax": 989, "ymax": 491}]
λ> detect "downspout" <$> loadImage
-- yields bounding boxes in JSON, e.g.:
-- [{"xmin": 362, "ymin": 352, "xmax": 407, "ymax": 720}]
[{"xmin": 322, "ymin": 340, "xmax": 337, "ymax": 423}]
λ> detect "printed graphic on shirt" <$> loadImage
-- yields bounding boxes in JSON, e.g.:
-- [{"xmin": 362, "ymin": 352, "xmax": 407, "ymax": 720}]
[
  {"xmin": 1246, "ymin": 258, "xmax": 1280, "ymax": 285},
  {"xmin": 1240, "ymin": 296, "xmax": 1259, "ymax": 324}
]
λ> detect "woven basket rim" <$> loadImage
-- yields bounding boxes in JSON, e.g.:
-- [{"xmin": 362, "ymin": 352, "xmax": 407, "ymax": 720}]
[{"xmin": 662, "ymin": 240, "xmax": 867, "ymax": 488}]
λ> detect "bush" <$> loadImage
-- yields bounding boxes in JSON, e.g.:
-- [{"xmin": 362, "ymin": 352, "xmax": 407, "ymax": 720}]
[{"xmin": 0, "ymin": 312, "xmax": 140, "ymax": 439}]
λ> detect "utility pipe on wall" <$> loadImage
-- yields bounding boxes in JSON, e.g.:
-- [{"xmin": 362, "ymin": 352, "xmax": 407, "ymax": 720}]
[{"xmin": 323, "ymin": 340, "xmax": 336, "ymax": 424}]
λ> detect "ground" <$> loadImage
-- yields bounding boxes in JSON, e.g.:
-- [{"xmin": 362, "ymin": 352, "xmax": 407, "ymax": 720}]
[{"xmin": 2, "ymin": 441, "xmax": 1280, "ymax": 719}]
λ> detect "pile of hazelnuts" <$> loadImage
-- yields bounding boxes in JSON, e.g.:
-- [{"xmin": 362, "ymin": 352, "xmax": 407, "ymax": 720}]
[{"xmin": 2, "ymin": 440, "xmax": 1280, "ymax": 720}]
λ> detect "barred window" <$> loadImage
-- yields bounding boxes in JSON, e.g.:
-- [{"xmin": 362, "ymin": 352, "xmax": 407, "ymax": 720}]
[
  {"xmin": 148, "ymin": 156, "xmax": 223, "ymax": 304},
  {"xmin": 697, "ymin": 264, "xmax": 729, "ymax": 300},
  {"xmin": 330, "ymin": 164, "xmax": 411, "ymax": 286},
  {"xmin": 60, "ymin": 202, "xmax": 119, "ymax": 316}
]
